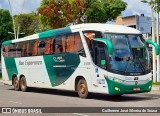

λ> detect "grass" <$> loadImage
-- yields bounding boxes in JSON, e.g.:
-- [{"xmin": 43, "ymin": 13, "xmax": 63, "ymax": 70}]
[{"xmin": 152, "ymin": 82, "xmax": 160, "ymax": 85}]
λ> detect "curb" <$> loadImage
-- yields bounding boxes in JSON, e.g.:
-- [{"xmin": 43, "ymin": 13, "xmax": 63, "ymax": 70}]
[{"xmin": 152, "ymin": 86, "xmax": 160, "ymax": 91}]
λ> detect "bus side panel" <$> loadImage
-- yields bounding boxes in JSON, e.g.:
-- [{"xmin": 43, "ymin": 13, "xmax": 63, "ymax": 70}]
[
  {"xmin": 51, "ymin": 56, "xmax": 92, "ymax": 92},
  {"xmin": 15, "ymin": 56, "xmax": 51, "ymax": 88},
  {"xmin": 1, "ymin": 56, "xmax": 12, "ymax": 85},
  {"xmin": 90, "ymin": 67, "xmax": 109, "ymax": 94},
  {"xmin": 3, "ymin": 58, "xmax": 18, "ymax": 81},
  {"xmin": 1, "ymin": 56, "xmax": 18, "ymax": 85},
  {"xmin": 43, "ymin": 53, "xmax": 80, "ymax": 88}
]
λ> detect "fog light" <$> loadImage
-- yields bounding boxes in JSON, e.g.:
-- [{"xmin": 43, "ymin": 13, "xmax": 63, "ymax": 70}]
[{"xmin": 115, "ymin": 87, "xmax": 120, "ymax": 91}]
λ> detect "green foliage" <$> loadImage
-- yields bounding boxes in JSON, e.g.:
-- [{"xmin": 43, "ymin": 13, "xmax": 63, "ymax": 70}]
[
  {"xmin": 153, "ymin": 82, "xmax": 160, "ymax": 85},
  {"xmin": 0, "ymin": 9, "xmax": 13, "ymax": 44},
  {"xmin": 86, "ymin": 0, "xmax": 127, "ymax": 23},
  {"xmin": 37, "ymin": 0, "xmax": 127, "ymax": 29},
  {"xmin": 150, "ymin": 0, "xmax": 160, "ymax": 13},
  {"xmin": 14, "ymin": 13, "xmax": 42, "ymax": 36},
  {"xmin": 37, "ymin": 0, "xmax": 85, "ymax": 29}
]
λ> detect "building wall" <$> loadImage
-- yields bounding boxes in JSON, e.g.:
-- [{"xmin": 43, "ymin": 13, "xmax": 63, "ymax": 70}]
[
  {"xmin": 116, "ymin": 16, "xmax": 136, "ymax": 26},
  {"xmin": 136, "ymin": 16, "xmax": 156, "ymax": 34},
  {"xmin": 115, "ymin": 15, "xmax": 157, "ymax": 35}
]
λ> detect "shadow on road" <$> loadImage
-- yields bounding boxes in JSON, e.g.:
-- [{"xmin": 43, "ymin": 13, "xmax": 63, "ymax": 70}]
[{"xmin": 8, "ymin": 86, "xmax": 160, "ymax": 102}]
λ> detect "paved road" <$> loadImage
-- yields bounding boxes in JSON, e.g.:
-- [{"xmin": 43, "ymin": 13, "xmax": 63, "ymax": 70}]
[{"xmin": 0, "ymin": 82, "xmax": 160, "ymax": 116}]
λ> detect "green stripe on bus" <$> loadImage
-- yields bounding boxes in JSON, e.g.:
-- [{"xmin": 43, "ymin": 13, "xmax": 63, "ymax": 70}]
[
  {"xmin": 4, "ymin": 58, "xmax": 18, "ymax": 80},
  {"xmin": 105, "ymin": 77, "xmax": 152, "ymax": 95},
  {"xmin": 43, "ymin": 54, "xmax": 80, "ymax": 87},
  {"xmin": 2, "ymin": 40, "xmax": 12, "ymax": 45},
  {"xmin": 39, "ymin": 27, "xmax": 72, "ymax": 39}
]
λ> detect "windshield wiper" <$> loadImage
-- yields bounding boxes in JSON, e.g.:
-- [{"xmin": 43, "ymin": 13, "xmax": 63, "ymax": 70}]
[
  {"xmin": 132, "ymin": 48, "xmax": 145, "ymax": 74},
  {"xmin": 124, "ymin": 57, "xmax": 132, "ymax": 75},
  {"xmin": 135, "ymin": 56, "xmax": 145, "ymax": 73}
]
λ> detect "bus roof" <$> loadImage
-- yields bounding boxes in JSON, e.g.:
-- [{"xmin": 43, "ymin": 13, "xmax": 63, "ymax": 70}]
[{"xmin": 2, "ymin": 23, "xmax": 141, "ymax": 45}]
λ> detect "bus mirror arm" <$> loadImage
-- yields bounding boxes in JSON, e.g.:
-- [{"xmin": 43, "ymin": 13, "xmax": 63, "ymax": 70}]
[
  {"xmin": 145, "ymin": 40, "xmax": 159, "ymax": 55},
  {"xmin": 105, "ymin": 39, "xmax": 113, "ymax": 55},
  {"xmin": 93, "ymin": 38, "xmax": 113, "ymax": 55}
]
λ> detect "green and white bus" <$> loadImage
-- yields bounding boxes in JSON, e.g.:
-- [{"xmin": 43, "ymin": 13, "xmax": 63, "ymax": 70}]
[{"xmin": 1, "ymin": 23, "xmax": 159, "ymax": 98}]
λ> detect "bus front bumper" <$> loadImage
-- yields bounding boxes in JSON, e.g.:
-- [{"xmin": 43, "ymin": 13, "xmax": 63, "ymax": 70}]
[{"xmin": 105, "ymin": 78, "xmax": 152, "ymax": 95}]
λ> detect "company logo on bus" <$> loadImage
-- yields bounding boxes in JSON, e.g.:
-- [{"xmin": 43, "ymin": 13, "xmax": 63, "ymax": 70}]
[
  {"xmin": 134, "ymin": 77, "xmax": 138, "ymax": 80},
  {"xmin": 53, "ymin": 56, "xmax": 65, "ymax": 63}
]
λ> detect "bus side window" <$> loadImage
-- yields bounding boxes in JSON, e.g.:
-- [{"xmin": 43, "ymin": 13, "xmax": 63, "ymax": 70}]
[
  {"xmin": 32, "ymin": 41, "xmax": 38, "ymax": 56},
  {"xmin": 28, "ymin": 40, "xmax": 34, "ymax": 56},
  {"xmin": 38, "ymin": 40, "xmax": 46, "ymax": 55},
  {"xmin": 9, "ymin": 44, "xmax": 16, "ymax": 57},
  {"xmin": 22, "ymin": 43, "xmax": 27, "ymax": 57},
  {"xmin": 51, "ymin": 38, "xmax": 55, "ymax": 54},
  {"xmin": 55, "ymin": 36, "xmax": 63, "ymax": 54},
  {"xmin": 83, "ymin": 31, "xmax": 102, "ymax": 51},
  {"xmin": 3, "ymin": 46, "xmax": 9, "ymax": 57},
  {"xmin": 16, "ymin": 43, "xmax": 22, "ymax": 57},
  {"xmin": 45, "ymin": 39, "xmax": 51, "ymax": 54},
  {"xmin": 62, "ymin": 36, "xmax": 66, "ymax": 53},
  {"xmin": 67, "ymin": 34, "xmax": 74, "ymax": 53},
  {"xmin": 75, "ymin": 33, "xmax": 86, "ymax": 57},
  {"xmin": 26, "ymin": 42, "xmax": 30, "ymax": 56}
]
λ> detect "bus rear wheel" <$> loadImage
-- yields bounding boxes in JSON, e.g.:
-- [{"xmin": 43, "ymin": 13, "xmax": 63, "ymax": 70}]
[
  {"xmin": 77, "ymin": 79, "xmax": 89, "ymax": 98},
  {"xmin": 13, "ymin": 77, "xmax": 20, "ymax": 91},
  {"xmin": 20, "ymin": 76, "xmax": 27, "ymax": 92}
]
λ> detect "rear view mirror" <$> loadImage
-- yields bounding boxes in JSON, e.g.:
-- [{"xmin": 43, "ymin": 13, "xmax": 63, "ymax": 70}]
[
  {"xmin": 145, "ymin": 40, "xmax": 159, "ymax": 55},
  {"xmin": 3, "ymin": 47, "xmax": 6, "ymax": 52}
]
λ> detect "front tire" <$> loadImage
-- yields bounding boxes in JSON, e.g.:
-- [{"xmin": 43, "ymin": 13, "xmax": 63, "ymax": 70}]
[
  {"xmin": 77, "ymin": 79, "xmax": 89, "ymax": 98},
  {"xmin": 20, "ymin": 76, "xmax": 27, "ymax": 92},
  {"xmin": 13, "ymin": 77, "xmax": 20, "ymax": 91}
]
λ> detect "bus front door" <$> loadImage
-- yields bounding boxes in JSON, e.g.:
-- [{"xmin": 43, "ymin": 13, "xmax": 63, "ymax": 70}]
[{"xmin": 90, "ymin": 41, "xmax": 109, "ymax": 93}]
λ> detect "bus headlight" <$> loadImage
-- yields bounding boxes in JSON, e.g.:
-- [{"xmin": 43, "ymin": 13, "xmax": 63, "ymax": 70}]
[
  {"xmin": 114, "ymin": 78, "xmax": 122, "ymax": 83},
  {"xmin": 108, "ymin": 77, "xmax": 124, "ymax": 83}
]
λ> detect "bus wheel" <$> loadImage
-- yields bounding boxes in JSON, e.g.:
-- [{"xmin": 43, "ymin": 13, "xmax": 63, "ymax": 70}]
[
  {"xmin": 20, "ymin": 76, "xmax": 27, "ymax": 92},
  {"xmin": 13, "ymin": 77, "xmax": 20, "ymax": 91},
  {"xmin": 77, "ymin": 79, "xmax": 88, "ymax": 98}
]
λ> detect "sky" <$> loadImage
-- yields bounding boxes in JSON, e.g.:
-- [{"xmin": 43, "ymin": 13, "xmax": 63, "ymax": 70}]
[{"xmin": 0, "ymin": 0, "xmax": 151, "ymax": 17}]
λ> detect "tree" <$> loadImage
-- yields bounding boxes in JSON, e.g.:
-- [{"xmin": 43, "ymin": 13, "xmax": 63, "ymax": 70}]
[
  {"xmin": 37, "ymin": 0, "xmax": 86, "ymax": 29},
  {"xmin": 14, "ymin": 13, "xmax": 42, "ymax": 37},
  {"xmin": 86, "ymin": 0, "xmax": 127, "ymax": 23},
  {"xmin": 37, "ymin": 0, "xmax": 127, "ymax": 29},
  {"xmin": 0, "ymin": 9, "xmax": 13, "ymax": 44},
  {"xmin": 150, "ymin": 0, "xmax": 160, "ymax": 13}
]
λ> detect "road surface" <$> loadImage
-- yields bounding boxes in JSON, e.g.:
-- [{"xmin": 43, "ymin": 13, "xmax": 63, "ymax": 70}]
[{"xmin": 0, "ymin": 82, "xmax": 160, "ymax": 116}]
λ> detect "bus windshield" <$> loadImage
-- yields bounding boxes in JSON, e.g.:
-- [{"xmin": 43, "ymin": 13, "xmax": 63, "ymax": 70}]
[{"xmin": 104, "ymin": 34, "xmax": 151, "ymax": 75}]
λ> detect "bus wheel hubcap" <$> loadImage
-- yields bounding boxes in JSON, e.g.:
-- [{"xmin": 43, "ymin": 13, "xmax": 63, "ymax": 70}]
[
  {"xmin": 80, "ymin": 84, "xmax": 86, "ymax": 94},
  {"xmin": 14, "ymin": 80, "xmax": 18, "ymax": 88},
  {"xmin": 21, "ymin": 80, "xmax": 25, "ymax": 89}
]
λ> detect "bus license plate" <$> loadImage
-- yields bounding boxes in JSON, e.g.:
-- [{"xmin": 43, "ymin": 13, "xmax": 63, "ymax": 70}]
[{"xmin": 133, "ymin": 88, "xmax": 140, "ymax": 91}]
